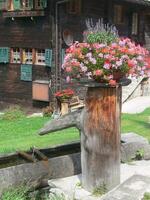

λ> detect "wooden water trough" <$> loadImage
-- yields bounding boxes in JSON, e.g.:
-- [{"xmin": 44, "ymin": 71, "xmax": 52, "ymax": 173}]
[{"xmin": 0, "ymin": 142, "xmax": 81, "ymax": 196}]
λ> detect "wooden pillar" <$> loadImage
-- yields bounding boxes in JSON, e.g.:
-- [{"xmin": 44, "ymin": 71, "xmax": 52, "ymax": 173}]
[{"xmin": 81, "ymin": 85, "xmax": 121, "ymax": 192}]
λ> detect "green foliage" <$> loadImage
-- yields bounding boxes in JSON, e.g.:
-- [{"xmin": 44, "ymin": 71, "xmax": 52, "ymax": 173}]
[
  {"xmin": 142, "ymin": 192, "xmax": 150, "ymax": 200},
  {"xmin": 92, "ymin": 184, "xmax": 107, "ymax": 197},
  {"xmin": 49, "ymin": 193, "xmax": 67, "ymax": 200},
  {"xmin": 135, "ymin": 149, "xmax": 145, "ymax": 160},
  {"xmin": 1, "ymin": 106, "xmax": 25, "ymax": 121},
  {"xmin": 84, "ymin": 18, "xmax": 118, "ymax": 44},
  {"xmin": 1, "ymin": 185, "xmax": 29, "ymax": 200},
  {"xmin": 42, "ymin": 106, "xmax": 53, "ymax": 117},
  {"xmin": 87, "ymin": 32, "xmax": 117, "ymax": 44}
]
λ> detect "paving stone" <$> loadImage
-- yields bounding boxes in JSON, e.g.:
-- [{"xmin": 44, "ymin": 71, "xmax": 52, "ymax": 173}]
[
  {"xmin": 101, "ymin": 175, "xmax": 150, "ymax": 200},
  {"xmin": 121, "ymin": 133, "xmax": 149, "ymax": 162}
]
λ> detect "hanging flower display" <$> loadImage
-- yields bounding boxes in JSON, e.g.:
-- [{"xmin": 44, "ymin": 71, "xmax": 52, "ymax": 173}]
[{"xmin": 62, "ymin": 38, "xmax": 150, "ymax": 86}]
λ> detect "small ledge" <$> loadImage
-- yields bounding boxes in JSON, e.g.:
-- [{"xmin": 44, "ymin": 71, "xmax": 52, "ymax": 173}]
[
  {"xmin": 72, "ymin": 78, "xmax": 132, "ymax": 88},
  {"xmin": 3, "ymin": 10, "xmax": 45, "ymax": 18}
]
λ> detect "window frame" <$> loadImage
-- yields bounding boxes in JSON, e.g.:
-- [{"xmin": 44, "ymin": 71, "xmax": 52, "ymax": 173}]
[
  {"xmin": 132, "ymin": 12, "xmax": 138, "ymax": 35},
  {"xmin": 114, "ymin": 5, "xmax": 125, "ymax": 25},
  {"xmin": 22, "ymin": 48, "xmax": 34, "ymax": 65},
  {"xmin": 10, "ymin": 47, "xmax": 21, "ymax": 64},
  {"xmin": 67, "ymin": 0, "xmax": 81, "ymax": 15},
  {"xmin": 35, "ymin": 49, "xmax": 46, "ymax": 66}
]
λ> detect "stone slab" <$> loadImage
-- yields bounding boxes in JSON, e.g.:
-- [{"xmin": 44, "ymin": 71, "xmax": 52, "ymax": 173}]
[
  {"xmin": 49, "ymin": 174, "xmax": 99, "ymax": 200},
  {"xmin": 48, "ymin": 161, "xmax": 150, "ymax": 200},
  {"xmin": 101, "ymin": 175, "xmax": 150, "ymax": 200},
  {"xmin": 121, "ymin": 133, "xmax": 149, "ymax": 162}
]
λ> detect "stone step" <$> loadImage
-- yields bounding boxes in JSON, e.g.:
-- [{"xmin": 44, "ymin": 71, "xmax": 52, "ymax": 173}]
[{"xmin": 101, "ymin": 175, "xmax": 150, "ymax": 200}]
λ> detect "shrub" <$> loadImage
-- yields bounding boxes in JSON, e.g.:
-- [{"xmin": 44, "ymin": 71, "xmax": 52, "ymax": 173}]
[
  {"xmin": 42, "ymin": 106, "xmax": 53, "ymax": 117},
  {"xmin": 1, "ymin": 106, "xmax": 25, "ymax": 121},
  {"xmin": 142, "ymin": 192, "xmax": 150, "ymax": 200}
]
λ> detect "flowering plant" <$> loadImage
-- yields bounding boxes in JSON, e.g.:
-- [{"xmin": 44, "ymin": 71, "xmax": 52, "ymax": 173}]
[
  {"xmin": 62, "ymin": 38, "xmax": 150, "ymax": 85},
  {"xmin": 54, "ymin": 89, "xmax": 74, "ymax": 101}
]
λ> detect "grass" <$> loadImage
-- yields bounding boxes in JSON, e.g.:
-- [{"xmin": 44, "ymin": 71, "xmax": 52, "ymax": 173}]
[
  {"xmin": 1, "ymin": 184, "xmax": 50, "ymax": 200},
  {"xmin": 0, "ymin": 107, "xmax": 150, "ymax": 154},
  {"xmin": 1, "ymin": 185, "xmax": 29, "ymax": 200},
  {"xmin": 121, "ymin": 108, "xmax": 150, "ymax": 141},
  {"xmin": 0, "ymin": 116, "xmax": 79, "ymax": 154}
]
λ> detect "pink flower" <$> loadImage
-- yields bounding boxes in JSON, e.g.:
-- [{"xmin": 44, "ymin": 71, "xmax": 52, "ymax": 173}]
[
  {"xmin": 93, "ymin": 69, "xmax": 103, "ymax": 76},
  {"xmin": 109, "ymin": 79, "xmax": 117, "ymax": 86},
  {"xmin": 128, "ymin": 60, "xmax": 135, "ymax": 68},
  {"xmin": 66, "ymin": 66, "xmax": 72, "ymax": 72},
  {"xmin": 66, "ymin": 76, "xmax": 71, "ymax": 83}
]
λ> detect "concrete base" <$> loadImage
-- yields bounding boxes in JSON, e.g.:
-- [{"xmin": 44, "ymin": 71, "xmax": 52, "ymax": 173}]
[{"xmin": 48, "ymin": 161, "xmax": 150, "ymax": 200}]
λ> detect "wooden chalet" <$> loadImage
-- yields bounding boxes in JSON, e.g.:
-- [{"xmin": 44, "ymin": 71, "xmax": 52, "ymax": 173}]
[{"xmin": 0, "ymin": 0, "xmax": 149, "ymax": 106}]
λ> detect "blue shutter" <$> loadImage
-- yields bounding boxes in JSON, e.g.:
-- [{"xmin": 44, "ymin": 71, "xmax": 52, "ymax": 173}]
[
  {"xmin": 29, "ymin": 0, "xmax": 33, "ymax": 10},
  {"xmin": 61, "ymin": 49, "xmax": 66, "ymax": 64},
  {"xmin": 45, "ymin": 49, "xmax": 52, "ymax": 67},
  {"xmin": 21, "ymin": 64, "xmax": 32, "ymax": 81},
  {"xmin": 41, "ymin": 0, "xmax": 47, "ymax": 8},
  {"xmin": 13, "ymin": 0, "xmax": 21, "ymax": 10},
  {"xmin": 0, "ymin": 47, "xmax": 10, "ymax": 63}
]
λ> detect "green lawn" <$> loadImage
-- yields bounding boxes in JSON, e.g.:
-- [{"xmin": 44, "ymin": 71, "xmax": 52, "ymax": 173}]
[
  {"xmin": 121, "ymin": 108, "xmax": 150, "ymax": 140},
  {"xmin": 0, "ymin": 108, "xmax": 150, "ymax": 154},
  {"xmin": 0, "ymin": 117, "xmax": 79, "ymax": 154}
]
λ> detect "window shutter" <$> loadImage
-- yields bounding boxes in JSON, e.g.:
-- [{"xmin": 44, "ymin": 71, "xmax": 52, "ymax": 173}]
[
  {"xmin": 45, "ymin": 49, "xmax": 52, "ymax": 67},
  {"xmin": 61, "ymin": 49, "xmax": 65, "ymax": 64},
  {"xmin": 29, "ymin": 0, "xmax": 33, "ymax": 9},
  {"xmin": 13, "ymin": 0, "xmax": 21, "ymax": 10},
  {"xmin": 41, "ymin": 0, "xmax": 47, "ymax": 8},
  {"xmin": 0, "ymin": 47, "xmax": 10, "ymax": 63},
  {"xmin": 21, "ymin": 64, "xmax": 32, "ymax": 81}
]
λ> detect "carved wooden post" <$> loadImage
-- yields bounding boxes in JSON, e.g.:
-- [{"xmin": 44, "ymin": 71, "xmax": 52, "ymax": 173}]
[
  {"xmin": 80, "ymin": 84, "xmax": 121, "ymax": 192},
  {"xmin": 38, "ymin": 79, "xmax": 131, "ymax": 193}
]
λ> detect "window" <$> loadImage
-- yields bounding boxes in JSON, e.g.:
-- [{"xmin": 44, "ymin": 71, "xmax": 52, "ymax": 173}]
[
  {"xmin": 35, "ymin": 49, "xmax": 46, "ymax": 65},
  {"xmin": 67, "ymin": 0, "xmax": 81, "ymax": 14},
  {"xmin": 11, "ymin": 48, "xmax": 21, "ymax": 63},
  {"xmin": 0, "ymin": 0, "xmax": 8, "ymax": 11},
  {"xmin": 132, "ymin": 13, "xmax": 138, "ymax": 35},
  {"xmin": 114, "ymin": 5, "xmax": 125, "ymax": 24},
  {"xmin": 21, "ymin": 0, "xmax": 33, "ymax": 10},
  {"xmin": 22, "ymin": 48, "xmax": 33, "ymax": 64},
  {"xmin": 34, "ymin": 0, "xmax": 47, "ymax": 9}
]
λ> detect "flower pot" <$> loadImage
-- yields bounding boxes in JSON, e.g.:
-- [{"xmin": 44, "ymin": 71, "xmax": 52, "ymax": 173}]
[
  {"xmin": 113, "ymin": 71, "xmax": 126, "ymax": 82},
  {"xmin": 61, "ymin": 102, "xmax": 69, "ymax": 115}
]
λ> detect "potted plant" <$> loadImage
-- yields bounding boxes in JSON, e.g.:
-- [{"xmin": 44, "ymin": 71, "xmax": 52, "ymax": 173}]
[
  {"xmin": 62, "ymin": 19, "xmax": 150, "ymax": 86},
  {"xmin": 54, "ymin": 88, "xmax": 74, "ymax": 115}
]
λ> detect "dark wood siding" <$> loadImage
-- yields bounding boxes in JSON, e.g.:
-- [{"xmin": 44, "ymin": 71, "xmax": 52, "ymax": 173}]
[
  {"xmin": 0, "ymin": 63, "xmax": 51, "ymax": 103},
  {"xmin": 0, "ymin": 2, "xmax": 52, "ymax": 104}
]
